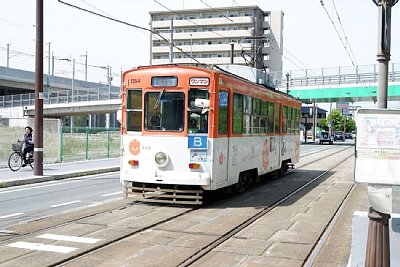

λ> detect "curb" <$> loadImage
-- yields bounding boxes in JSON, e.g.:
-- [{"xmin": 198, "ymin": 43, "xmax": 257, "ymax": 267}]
[{"xmin": 0, "ymin": 166, "xmax": 120, "ymax": 188}]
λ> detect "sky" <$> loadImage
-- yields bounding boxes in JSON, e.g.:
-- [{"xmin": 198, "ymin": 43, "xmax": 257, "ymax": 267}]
[{"xmin": 0, "ymin": 0, "xmax": 399, "ymax": 87}]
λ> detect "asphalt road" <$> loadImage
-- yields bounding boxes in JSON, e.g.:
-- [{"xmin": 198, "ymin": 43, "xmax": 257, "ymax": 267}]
[{"xmin": 0, "ymin": 172, "xmax": 122, "ymax": 229}]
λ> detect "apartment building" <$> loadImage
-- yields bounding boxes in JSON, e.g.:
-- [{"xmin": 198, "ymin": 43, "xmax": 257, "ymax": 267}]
[{"xmin": 149, "ymin": 6, "xmax": 284, "ymax": 80}]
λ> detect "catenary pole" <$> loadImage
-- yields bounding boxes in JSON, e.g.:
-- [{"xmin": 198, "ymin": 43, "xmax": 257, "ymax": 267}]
[{"xmin": 34, "ymin": 0, "xmax": 44, "ymax": 175}]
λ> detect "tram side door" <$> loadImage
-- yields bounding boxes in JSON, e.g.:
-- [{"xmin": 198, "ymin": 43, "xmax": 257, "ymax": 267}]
[{"xmin": 216, "ymin": 91, "xmax": 229, "ymax": 184}]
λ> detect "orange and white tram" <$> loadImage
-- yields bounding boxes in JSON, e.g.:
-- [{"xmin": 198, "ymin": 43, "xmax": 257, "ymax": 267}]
[{"xmin": 119, "ymin": 64, "xmax": 301, "ymax": 204}]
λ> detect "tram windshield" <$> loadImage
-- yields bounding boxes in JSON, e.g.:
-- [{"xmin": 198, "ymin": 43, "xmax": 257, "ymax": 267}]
[
  {"xmin": 188, "ymin": 89, "xmax": 209, "ymax": 134},
  {"xmin": 144, "ymin": 91, "xmax": 184, "ymax": 131}
]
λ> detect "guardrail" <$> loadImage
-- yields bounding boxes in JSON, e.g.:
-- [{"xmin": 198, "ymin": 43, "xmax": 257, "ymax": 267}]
[
  {"xmin": 0, "ymin": 87, "xmax": 120, "ymax": 108},
  {"xmin": 284, "ymin": 62, "xmax": 400, "ymax": 88}
]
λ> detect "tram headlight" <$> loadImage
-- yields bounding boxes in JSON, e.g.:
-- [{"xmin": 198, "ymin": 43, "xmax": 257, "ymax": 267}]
[{"xmin": 155, "ymin": 152, "xmax": 168, "ymax": 167}]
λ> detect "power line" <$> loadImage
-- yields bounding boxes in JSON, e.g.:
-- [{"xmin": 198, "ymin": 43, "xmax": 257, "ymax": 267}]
[
  {"xmin": 320, "ymin": 0, "xmax": 357, "ymax": 67},
  {"xmin": 331, "ymin": 0, "xmax": 358, "ymax": 66},
  {"xmin": 57, "ymin": 0, "xmax": 202, "ymax": 64},
  {"xmin": 153, "ymin": 0, "xmax": 227, "ymax": 39}
]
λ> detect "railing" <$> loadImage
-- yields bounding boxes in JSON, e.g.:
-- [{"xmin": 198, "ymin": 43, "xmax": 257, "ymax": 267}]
[
  {"xmin": 0, "ymin": 87, "xmax": 120, "ymax": 108},
  {"xmin": 276, "ymin": 62, "xmax": 400, "ymax": 88}
]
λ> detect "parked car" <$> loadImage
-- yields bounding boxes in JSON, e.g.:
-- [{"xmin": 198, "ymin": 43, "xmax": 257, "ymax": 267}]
[
  {"xmin": 344, "ymin": 132, "xmax": 353, "ymax": 139},
  {"xmin": 320, "ymin": 131, "xmax": 333, "ymax": 144},
  {"xmin": 334, "ymin": 131, "xmax": 345, "ymax": 141}
]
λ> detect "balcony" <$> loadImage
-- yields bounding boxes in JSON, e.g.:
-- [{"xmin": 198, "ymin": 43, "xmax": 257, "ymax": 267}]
[{"xmin": 152, "ymin": 16, "xmax": 253, "ymax": 28}]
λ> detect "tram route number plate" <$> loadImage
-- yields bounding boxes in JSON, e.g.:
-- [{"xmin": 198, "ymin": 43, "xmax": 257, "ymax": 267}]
[
  {"xmin": 354, "ymin": 108, "xmax": 400, "ymax": 185},
  {"xmin": 188, "ymin": 136, "xmax": 207, "ymax": 149}
]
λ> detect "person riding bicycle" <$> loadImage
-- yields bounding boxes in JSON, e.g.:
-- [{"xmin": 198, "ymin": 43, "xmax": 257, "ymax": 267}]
[{"xmin": 22, "ymin": 126, "xmax": 34, "ymax": 167}]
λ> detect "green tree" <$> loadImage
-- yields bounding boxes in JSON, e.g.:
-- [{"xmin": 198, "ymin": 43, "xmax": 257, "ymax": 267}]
[
  {"xmin": 327, "ymin": 109, "xmax": 344, "ymax": 131},
  {"xmin": 345, "ymin": 117, "xmax": 356, "ymax": 132},
  {"xmin": 318, "ymin": 118, "xmax": 329, "ymax": 131}
]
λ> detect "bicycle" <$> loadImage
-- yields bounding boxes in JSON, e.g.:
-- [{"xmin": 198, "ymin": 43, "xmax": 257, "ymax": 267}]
[{"xmin": 8, "ymin": 140, "xmax": 34, "ymax": 171}]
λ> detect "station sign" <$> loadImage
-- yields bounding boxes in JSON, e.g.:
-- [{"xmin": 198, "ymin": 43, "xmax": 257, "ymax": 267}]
[{"xmin": 354, "ymin": 108, "xmax": 400, "ymax": 185}]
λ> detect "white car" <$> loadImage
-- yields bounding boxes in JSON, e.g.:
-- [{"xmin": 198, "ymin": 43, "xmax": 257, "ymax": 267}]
[{"xmin": 320, "ymin": 131, "xmax": 333, "ymax": 145}]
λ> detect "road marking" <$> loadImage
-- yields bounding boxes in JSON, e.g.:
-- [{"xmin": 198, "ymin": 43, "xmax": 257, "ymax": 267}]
[
  {"xmin": 101, "ymin": 191, "xmax": 121, "ymax": 197},
  {"xmin": 0, "ymin": 213, "xmax": 23, "ymax": 219},
  {"xmin": 51, "ymin": 200, "xmax": 81, "ymax": 208},
  {"xmin": 7, "ymin": 241, "xmax": 77, "ymax": 253},
  {"xmin": 37, "ymin": 234, "xmax": 101, "ymax": 244}
]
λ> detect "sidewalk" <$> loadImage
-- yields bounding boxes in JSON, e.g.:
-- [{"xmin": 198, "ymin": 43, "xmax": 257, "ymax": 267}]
[{"xmin": 0, "ymin": 157, "xmax": 120, "ymax": 188}]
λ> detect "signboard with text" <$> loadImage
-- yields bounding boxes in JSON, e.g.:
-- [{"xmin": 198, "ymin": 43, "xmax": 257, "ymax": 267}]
[{"xmin": 355, "ymin": 108, "xmax": 400, "ymax": 185}]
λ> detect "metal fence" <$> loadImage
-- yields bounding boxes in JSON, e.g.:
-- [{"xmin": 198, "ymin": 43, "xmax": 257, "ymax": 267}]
[
  {"xmin": 0, "ymin": 123, "xmax": 120, "ymax": 168},
  {"xmin": 60, "ymin": 126, "xmax": 120, "ymax": 162}
]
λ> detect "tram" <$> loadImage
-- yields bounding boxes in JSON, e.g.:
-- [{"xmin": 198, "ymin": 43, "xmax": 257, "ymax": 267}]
[{"xmin": 118, "ymin": 64, "xmax": 301, "ymax": 204}]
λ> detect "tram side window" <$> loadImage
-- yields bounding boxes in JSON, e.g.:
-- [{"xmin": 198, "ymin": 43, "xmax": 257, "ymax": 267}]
[
  {"xmin": 283, "ymin": 106, "xmax": 288, "ymax": 134},
  {"xmin": 218, "ymin": 91, "xmax": 228, "ymax": 135},
  {"xmin": 126, "ymin": 89, "xmax": 142, "ymax": 131},
  {"xmin": 260, "ymin": 101, "xmax": 267, "ymax": 134},
  {"xmin": 252, "ymin": 98, "xmax": 260, "ymax": 134},
  {"xmin": 274, "ymin": 103, "xmax": 280, "ymax": 134},
  {"xmin": 233, "ymin": 93, "xmax": 242, "ymax": 134},
  {"xmin": 243, "ymin": 95, "xmax": 252, "ymax": 134},
  {"xmin": 267, "ymin": 102, "xmax": 274, "ymax": 134}
]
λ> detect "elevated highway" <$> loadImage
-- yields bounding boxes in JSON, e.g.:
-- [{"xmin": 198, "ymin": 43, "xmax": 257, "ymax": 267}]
[{"xmin": 285, "ymin": 63, "xmax": 400, "ymax": 103}]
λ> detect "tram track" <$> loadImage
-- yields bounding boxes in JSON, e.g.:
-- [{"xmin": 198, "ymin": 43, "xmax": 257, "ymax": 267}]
[
  {"xmin": 177, "ymin": 146, "xmax": 355, "ymax": 266},
  {"xmin": 0, "ymin": 145, "xmax": 355, "ymax": 266},
  {"xmin": 55, "ymin": 146, "xmax": 355, "ymax": 266}
]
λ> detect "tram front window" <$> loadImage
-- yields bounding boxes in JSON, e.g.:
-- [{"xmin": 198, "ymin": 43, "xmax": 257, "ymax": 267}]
[
  {"xmin": 188, "ymin": 89, "xmax": 209, "ymax": 134},
  {"xmin": 144, "ymin": 91, "xmax": 184, "ymax": 131}
]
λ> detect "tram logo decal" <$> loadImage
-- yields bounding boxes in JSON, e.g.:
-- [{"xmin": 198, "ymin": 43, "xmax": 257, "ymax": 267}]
[
  {"xmin": 262, "ymin": 139, "xmax": 270, "ymax": 169},
  {"xmin": 129, "ymin": 139, "xmax": 141, "ymax": 155},
  {"xmin": 219, "ymin": 152, "xmax": 224, "ymax": 165}
]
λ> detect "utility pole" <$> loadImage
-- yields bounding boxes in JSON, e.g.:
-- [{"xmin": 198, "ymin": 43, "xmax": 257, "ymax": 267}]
[
  {"xmin": 286, "ymin": 73, "xmax": 290, "ymax": 94},
  {"xmin": 34, "ymin": 0, "xmax": 44, "ymax": 176},
  {"xmin": 230, "ymin": 42, "xmax": 234, "ymax": 64},
  {"xmin": 72, "ymin": 58, "xmax": 75, "ymax": 101},
  {"xmin": 47, "ymin": 42, "xmax": 51, "ymax": 96},
  {"xmin": 107, "ymin": 65, "xmax": 112, "ymax": 99},
  {"xmin": 6, "ymin": 43, "xmax": 10, "ymax": 68},
  {"xmin": 80, "ymin": 51, "xmax": 88, "ymax": 81},
  {"xmin": 169, "ymin": 19, "xmax": 173, "ymax": 63}
]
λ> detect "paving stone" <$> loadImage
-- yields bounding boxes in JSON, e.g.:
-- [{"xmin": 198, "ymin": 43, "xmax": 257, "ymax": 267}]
[
  {"xmin": 269, "ymin": 229, "xmax": 320, "ymax": 245},
  {"xmin": 214, "ymin": 237, "xmax": 271, "ymax": 255},
  {"xmin": 264, "ymin": 242, "xmax": 313, "ymax": 261},
  {"xmin": 241, "ymin": 255, "xmax": 304, "ymax": 267},
  {"xmin": 191, "ymin": 251, "xmax": 248, "ymax": 267}
]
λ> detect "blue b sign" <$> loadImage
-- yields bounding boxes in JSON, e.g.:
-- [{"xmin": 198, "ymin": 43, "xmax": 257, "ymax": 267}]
[{"xmin": 188, "ymin": 136, "xmax": 208, "ymax": 149}]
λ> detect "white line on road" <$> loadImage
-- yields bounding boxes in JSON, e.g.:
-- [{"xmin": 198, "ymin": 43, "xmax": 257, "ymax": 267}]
[
  {"xmin": 0, "ymin": 212, "xmax": 23, "ymax": 219},
  {"xmin": 37, "ymin": 234, "xmax": 101, "ymax": 244},
  {"xmin": 7, "ymin": 241, "xmax": 77, "ymax": 253},
  {"xmin": 50, "ymin": 200, "xmax": 81, "ymax": 208},
  {"xmin": 101, "ymin": 191, "xmax": 121, "ymax": 197}
]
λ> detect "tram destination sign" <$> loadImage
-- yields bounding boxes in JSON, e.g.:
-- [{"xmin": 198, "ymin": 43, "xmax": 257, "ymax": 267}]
[{"xmin": 355, "ymin": 108, "xmax": 400, "ymax": 185}]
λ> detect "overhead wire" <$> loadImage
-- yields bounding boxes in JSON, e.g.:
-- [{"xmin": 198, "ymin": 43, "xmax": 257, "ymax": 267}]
[
  {"xmin": 58, "ymin": 0, "xmax": 202, "ymax": 64},
  {"xmin": 331, "ymin": 0, "xmax": 358, "ymax": 66},
  {"xmin": 153, "ymin": 0, "xmax": 236, "ymax": 65},
  {"xmin": 320, "ymin": 0, "xmax": 357, "ymax": 67}
]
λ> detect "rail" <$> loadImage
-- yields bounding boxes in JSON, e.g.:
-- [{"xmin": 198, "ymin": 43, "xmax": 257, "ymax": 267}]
[{"xmin": 0, "ymin": 87, "xmax": 120, "ymax": 108}]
